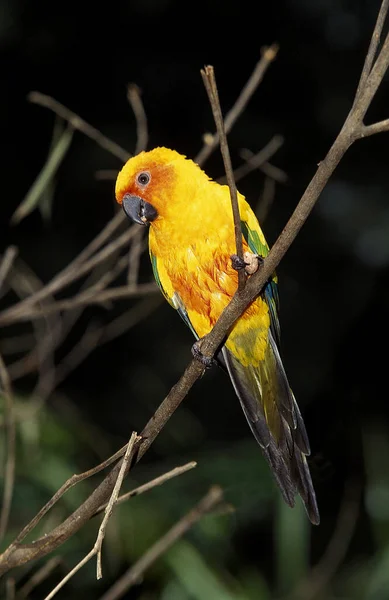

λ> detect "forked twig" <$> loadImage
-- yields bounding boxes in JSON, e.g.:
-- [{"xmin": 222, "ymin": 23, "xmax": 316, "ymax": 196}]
[
  {"xmin": 44, "ymin": 433, "xmax": 139, "ymax": 600},
  {"xmin": 93, "ymin": 461, "xmax": 197, "ymax": 516}
]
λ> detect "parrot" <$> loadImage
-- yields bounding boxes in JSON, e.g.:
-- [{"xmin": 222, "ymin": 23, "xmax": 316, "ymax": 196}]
[{"xmin": 115, "ymin": 146, "xmax": 319, "ymax": 524}]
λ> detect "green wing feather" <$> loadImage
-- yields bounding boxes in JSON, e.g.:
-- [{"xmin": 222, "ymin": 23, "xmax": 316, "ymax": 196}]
[{"xmin": 151, "ymin": 251, "xmax": 198, "ymax": 338}]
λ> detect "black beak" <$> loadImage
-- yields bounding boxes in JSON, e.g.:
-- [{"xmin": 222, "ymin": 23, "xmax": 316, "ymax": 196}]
[{"xmin": 122, "ymin": 194, "xmax": 158, "ymax": 226}]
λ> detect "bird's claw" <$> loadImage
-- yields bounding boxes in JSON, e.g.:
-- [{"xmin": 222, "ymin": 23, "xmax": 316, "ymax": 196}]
[
  {"xmin": 191, "ymin": 340, "xmax": 216, "ymax": 369},
  {"xmin": 230, "ymin": 254, "xmax": 247, "ymax": 271},
  {"xmin": 230, "ymin": 252, "xmax": 263, "ymax": 275}
]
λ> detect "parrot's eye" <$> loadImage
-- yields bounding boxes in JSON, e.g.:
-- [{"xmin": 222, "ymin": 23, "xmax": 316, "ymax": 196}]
[{"xmin": 137, "ymin": 171, "xmax": 151, "ymax": 187}]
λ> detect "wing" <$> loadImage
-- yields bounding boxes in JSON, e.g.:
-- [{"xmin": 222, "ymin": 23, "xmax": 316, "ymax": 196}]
[
  {"xmin": 150, "ymin": 251, "xmax": 198, "ymax": 338},
  {"xmin": 239, "ymin": 199, "xmax": 281, "ymax": 346}
]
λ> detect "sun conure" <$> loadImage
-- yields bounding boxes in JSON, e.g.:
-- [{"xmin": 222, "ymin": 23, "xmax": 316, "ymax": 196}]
[{"xmin": 115, "ymin": 146, "xmax": 319, "ymax": 524}]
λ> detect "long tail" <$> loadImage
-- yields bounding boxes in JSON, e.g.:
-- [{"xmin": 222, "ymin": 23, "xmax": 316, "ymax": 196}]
[{"xmin": 221, "ymin": 334, "xmax": 319, "ymax": 525}]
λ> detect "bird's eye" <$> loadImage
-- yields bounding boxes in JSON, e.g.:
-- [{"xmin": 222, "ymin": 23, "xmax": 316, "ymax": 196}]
[{"xmin": 137, "ymin": 171, "xmax": 151, "ymax": 187}]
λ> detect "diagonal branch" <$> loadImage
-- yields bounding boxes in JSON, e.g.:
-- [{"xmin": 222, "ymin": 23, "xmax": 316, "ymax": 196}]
[
  {"xmin": 28, "ymin": 92, "xmax": 131, "ymax": 162},
  {"xmin": 195, "ymin": 44, "xmax": 279, "ymax": 165},
  {"xmin": 354, "ymin": 0, "xmax": 389, "ymax": 102}
]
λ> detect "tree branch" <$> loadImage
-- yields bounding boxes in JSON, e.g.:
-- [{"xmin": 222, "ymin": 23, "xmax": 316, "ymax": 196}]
[
  {"xmin": 0, "ymin": 246, "xmax": 18, "ymax": 297},
  {"xmin": 195, "ymin": 44, "xmax": 279, "ymax": 165},
  {"xmin": 127, "ymin": 83, "xmax": 148, "ymax": 155},
  {"xmin": 28, "ymin": 92, "xmax": 131, "ymax": 162},
  {"xmin": 93, "ymin": 461, "xmax": 197, "ymax": 517}
]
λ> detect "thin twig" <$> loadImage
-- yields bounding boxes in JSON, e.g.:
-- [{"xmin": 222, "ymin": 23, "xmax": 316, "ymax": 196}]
[
  {"xmin": 195, "ymin": 45, "xmax": 279, "ymax": 165},
  {"xmin": 94, "ymin": 461, "xmax": 197, "ymax": 517},
  {"xmin": 96, "ymin": 433, "xmax": 139, "ymax": 579},
  {"xmin": 201, "ymin": 65, "xmax": 245, "ymax": 290},
  {"xmin": 97, "ymin": 295, "xmax": 163, "ymax": 345},
  {"xmin": 292, "ymin": 480, "xmax": 361, "ymax": 600},
  {"xmin": 17, "ymin": 556, "xmax": 63, "ymax": 599},
  {"xmin": 15, "ymin": 282, "xmax": 158, "ymax": 322},
  {"xmin": 256, "ymin": 176, "xmax": 277, "ymax": 223},
  {"xmin": 240, "ymin": 148, "xmax": 288, "ymax": 183},
  {"xmin": 5, "ymin": 442, "xmax": 129, "ymax": 549},
  {"xmin": 28, "ymin": 92, "xmax": 131, "ymax": 162},
  {"xmin": 44, "ymin": 434, "xmax": 138, "ymax": 600},
  {"xmin": 99, "ymin": 485, "xmax": 224, "ymax": 600},
  {"xmin": 217, "ymin": 135, "xmax": 285, "ymax": 184},
  {"xmin": 0, "ymin": 353, "xmax": 16, "ymax": 543},
  {"xmin": 0, "ymin": 246, "xmax": 18, "ymax": 296},
  {"xmin": 127, "ymin": 229, "xmax": 145, "ymax": 286},
  {"xmin": 9, "ymin": 259, "xmax": 62, "ymax": 401},
  {"xmin": 0, "ymin": 225, "xmax": 139, "ymax": 326},
  {"xmin": 127, "ymin": 84, "xmax": 148, "ymax": 154},
  {"xmin": 354, "ymin": 0, "xmax": 389, "ymax": 101},
  {"xmin": 6, "ymin": 578, "xmax": 15, "ymax": 600}
]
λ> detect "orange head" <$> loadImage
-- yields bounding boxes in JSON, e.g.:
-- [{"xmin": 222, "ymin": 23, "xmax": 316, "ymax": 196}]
[{"xmin": 115, "ymin": 147, "xmax": 208, "ymax": 226}]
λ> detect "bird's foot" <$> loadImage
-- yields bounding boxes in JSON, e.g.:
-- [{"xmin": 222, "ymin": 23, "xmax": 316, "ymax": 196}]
[
  {"xmin": 230, "ymin": 254, "xmax": 247, "ymax": 271},
  {"xmin": 191, "ymin": 340, "xmax": 216, "ymax": 369},
  {"xmin": 243, "ymin": 251, "xmax": 263, "ymax": 275},
  {"xmin": 230, "ymin": 252, "xmax": 263, "ymax": 275}
]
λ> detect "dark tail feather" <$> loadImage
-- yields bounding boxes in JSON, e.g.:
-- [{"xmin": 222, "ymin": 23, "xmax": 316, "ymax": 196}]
[{"xmin": 222, "ymin": 344, "xmax": 320, "ymax": 525}]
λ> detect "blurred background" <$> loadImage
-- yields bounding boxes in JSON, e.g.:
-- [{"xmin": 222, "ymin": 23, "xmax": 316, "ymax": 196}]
[{"xmin": 1, "ymin": 0, "xmax": 389, "ymax": 598}]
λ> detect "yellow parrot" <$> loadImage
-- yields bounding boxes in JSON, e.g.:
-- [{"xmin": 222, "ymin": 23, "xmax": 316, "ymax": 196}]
[{"xmin": 115, "ymin": 147, "xmax": 319, "ymax": 524}]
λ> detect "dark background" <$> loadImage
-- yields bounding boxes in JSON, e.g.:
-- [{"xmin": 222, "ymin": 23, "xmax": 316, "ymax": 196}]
[{"xmin": 1, "ymin": 0, "xmax": 389, "ymax": 598}]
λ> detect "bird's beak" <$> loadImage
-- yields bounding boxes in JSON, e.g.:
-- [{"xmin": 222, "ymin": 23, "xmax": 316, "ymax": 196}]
[{"xmin": 122, "ymin": 194, "xmax": 158, "ymax": 226}]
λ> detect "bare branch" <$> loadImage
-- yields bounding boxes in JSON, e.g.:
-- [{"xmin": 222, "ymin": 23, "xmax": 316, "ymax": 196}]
[
  {"xmin": 0, "ymin": 353, "xmax": 16, "ymax": 543},
  {"xmin": 99, "ymin": 486, "xmax": 224, "ymax": 600},
  {"xmin": 15, "ymin": 282, "xmax": 158, "ymax": 322},
  {"xmin": 43, "ymin": 434, "xmax": 139, "ymax": 600},
  {"xmin": 292, "ymin": 480, "xmax": 361, "ymax": 600},
  {"xmin": 0, "ymin": 246, "xmax": 18, "ymax": 297},
  {"xmin": 0, "ymin": 224, "xmax": 139, "ymax": 327},
  {"xmin": 127, "ymin": 83, "xmax": 148, "ymax": 154},
  {"xmin": 28, "ymin": 92, "xmax": 131, "ymax": 162},
  {"xmin": 256, "ymin": 176, "xmax": 277, "ymax": 223},
  {"xmin": 201, "ymin": 65, "xmax": 245, "ymax": 290},
  {"xmin": 5, "ymin": 442, "xmax": 130, "ymax": 549},
  {"xmin": 94, "ymin": 461, "xmax": 197, "ymax": 516},
  {"xmin": 97, "ymin": 295, "xmax": 163, "ymax": 345},
  {"xmin": 361, "ymin": 117, "xmax": 389, "ymax": 136},
  {"xmin": 195, "ymin": 44, "xmax": 279, "ymax": 165},
  {"xmin": 240, "ymin": 148, "xmax": 288, "ymax": 183},
  {"xmin": 354, "ymin": 0, "xmax": 389, "ymax": 101},
  {"xmin": 217, "ymin": 135, "xmax": 285, "ymax": 184},
  {"xmin": 127, "ymin": 229, "xmax": 145, "ymax": 286}
]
